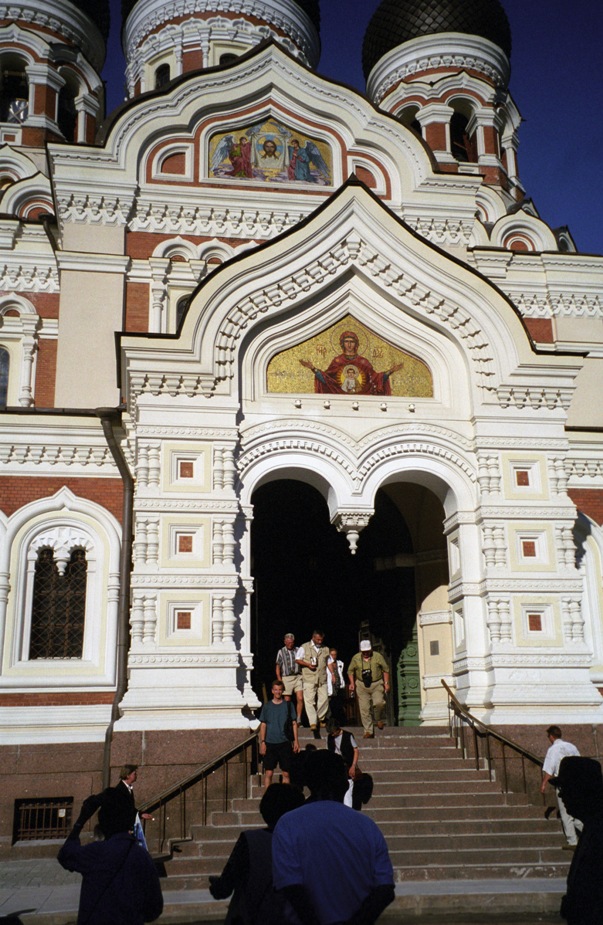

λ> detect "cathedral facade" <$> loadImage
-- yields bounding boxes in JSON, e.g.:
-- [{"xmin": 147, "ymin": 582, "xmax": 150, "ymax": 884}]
[{"xmin": 0, "ymin": 0, "xmax": 602, "ymax": 849}]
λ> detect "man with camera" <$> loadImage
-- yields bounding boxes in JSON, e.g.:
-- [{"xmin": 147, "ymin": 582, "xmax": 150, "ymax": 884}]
[{"xmin": 347, "ymin": 641, "xmax": 390, "ymax": 739}]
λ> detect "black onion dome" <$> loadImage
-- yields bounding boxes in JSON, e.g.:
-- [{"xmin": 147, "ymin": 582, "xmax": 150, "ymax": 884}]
[
  {"xmin": 70, "ymin": 0, "xmax": 110, "ymax": 42},
  {"xmin": 121, "ymin": 0, "xmax": 319, "ymax": 31},
  {"xmin": 293, "ymin": 0, "xmax": 320, "ymax": 29},
  {"xmin": 362, "ymin": 0, "xmax": 512, "ymax": 78}
]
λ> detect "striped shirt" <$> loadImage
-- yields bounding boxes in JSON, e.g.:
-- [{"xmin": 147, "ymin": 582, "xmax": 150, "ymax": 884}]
[{"xmin": 276, "ymin": 646, "xmax": 300, "ymax": 676}]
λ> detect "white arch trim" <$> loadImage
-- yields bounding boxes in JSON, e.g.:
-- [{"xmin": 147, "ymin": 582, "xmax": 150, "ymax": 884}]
[{"xmin": 0, "ymin": 487, "xmax": 121, "ymax": 688}]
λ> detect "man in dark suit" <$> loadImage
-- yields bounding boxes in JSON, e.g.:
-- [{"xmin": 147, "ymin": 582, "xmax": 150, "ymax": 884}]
[{"xmin": 74, "ymin": 764, "xmax": 153, "ymax": 840}]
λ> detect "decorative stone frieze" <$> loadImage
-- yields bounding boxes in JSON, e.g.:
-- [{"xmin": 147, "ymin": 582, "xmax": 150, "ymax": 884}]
[
  {"xmin": 130, "ymin": 201, "xmax": 302, "ymax": 239},
  {"xmin": 0, "ymin": 262, "xmax": 58, "ymax": 292},
  {"xmin": 496, "ymin": 385, "xmax": 573, "ymax": 410}
]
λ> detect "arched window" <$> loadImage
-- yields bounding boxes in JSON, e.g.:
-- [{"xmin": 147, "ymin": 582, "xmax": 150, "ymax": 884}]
[
  {"xmin": 57, "ymin": 81, "xmax": 77, "ymax": 142},
  {"xmin": 155, "ymin": 64, "xmax": 171, "ymax": 89},
  {"xmin": 450, "ymin": 111, "xmax": 476, "ymax": 163},
  {"xmin": 0, "ymin": 61, "xmax": 28, "ymax": 123},
  {"xmin": 399, "ymin": 105, "xmax": 422, "ymax": 137},
  {"xmin": 29, "ymin": 546, "xmax": 87, "ymax": 659},
  {"xmin": 0, "ymin": 346, "xmax": 8, "ymax": 407},
  {"xmin": 176, "ymin": 295, "xmax": 190, "ymax": 329},
  {"xmin": 219, "ymin": 53, "xmax": 238, "ymax": 66}
]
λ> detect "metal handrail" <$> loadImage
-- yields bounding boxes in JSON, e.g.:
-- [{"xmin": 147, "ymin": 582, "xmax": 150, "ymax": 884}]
[
  {"xmin": 441, "ymin": 679, "xmax": 543, "ymax": 796},
  {"xmin": 139, "ymin": 732, "xmax": 258, "ymax": 855}
]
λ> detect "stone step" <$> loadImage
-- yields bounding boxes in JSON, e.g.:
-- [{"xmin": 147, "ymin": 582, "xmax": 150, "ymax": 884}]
[
  {"xmin": 364, "ymin": 792, "xmax": 531, "ymax": 807},
  {"xmin": 212, "ymin": 797, "xmax": 548, "ymax": 824},
  {"xmin": 164, "ymin": 723, "xmax": 567, "ymax": 903},
  {"xmin": 173, "ymin": 826, "xmax": 568, "ymax": 865},
  {"xmin": 160, "ymin": 848, "xmax": 571, "ymax": 889}
]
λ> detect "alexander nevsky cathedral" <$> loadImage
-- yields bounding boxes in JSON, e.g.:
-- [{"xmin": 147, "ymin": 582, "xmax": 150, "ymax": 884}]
[{"xmin": 0, "ymin": 0, "xmax": 602, "ymax": 850}]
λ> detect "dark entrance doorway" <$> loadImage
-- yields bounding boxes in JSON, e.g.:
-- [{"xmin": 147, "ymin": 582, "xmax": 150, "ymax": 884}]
[{"xmin": 250, "ymin": 479, "xmax": 418, "ymax": 722}]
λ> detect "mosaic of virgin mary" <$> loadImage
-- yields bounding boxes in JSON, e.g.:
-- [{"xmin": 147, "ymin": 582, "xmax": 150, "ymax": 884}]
[{"xmin": 299, "ymin": 330, "xmax": 403, "ymax": 395}]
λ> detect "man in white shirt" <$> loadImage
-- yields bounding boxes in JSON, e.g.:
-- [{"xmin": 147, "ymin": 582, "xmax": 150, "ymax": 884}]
[{"xmin": 541, "ymin": 725, "xmax": 583, "ymax": 847}]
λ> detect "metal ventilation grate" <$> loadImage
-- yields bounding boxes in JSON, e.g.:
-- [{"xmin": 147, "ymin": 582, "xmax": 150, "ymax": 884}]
[{"xmin": 13, "ymin": 797, "xmax": 73, "ymax": 842}]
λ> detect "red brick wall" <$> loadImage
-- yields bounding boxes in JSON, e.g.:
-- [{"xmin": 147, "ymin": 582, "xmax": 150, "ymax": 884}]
[
  {"xmin": 31, "ymin": 293, "xmax": 60, "ymax": 319},
  {"xmin": 125, "ymin": 281, "xmax": 149, "ymax": 332},
  {"xmin": 35, "ymin": 338, "xmax": 57, "ymax": 406},
  {"xmin": 524, "ymin": 318, "xmax": 554, "ymax": 343},
  {"xmin": 0, "ymin": 477, "xmax": 123, "ymax": 523},
  {"xmin": 0, "ymin": 693, "xmax": 114, "ymax": 706},
  {"xmin": 569, "ymin": 489, "xmax": 603, "ymax": 526},
  {"xmin": 183, "ymin": 49, "xmax": 204, "ymax": 72}
]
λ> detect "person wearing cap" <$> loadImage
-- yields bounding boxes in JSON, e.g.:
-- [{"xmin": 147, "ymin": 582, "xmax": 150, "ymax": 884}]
[
  {"xmin": 347, "ymin": 641, "xmax": 390, "ymax": 739},
  {"xmin": 541, "ymin": 726, "xmax": 582, "ymax": 848},
  {"xmin": 275, "ymin": 632, "xmax": 304, "ymax": 725},
  {"xmin": 553, "ymin": 756, "xmax": 603, "ymax": 924}
]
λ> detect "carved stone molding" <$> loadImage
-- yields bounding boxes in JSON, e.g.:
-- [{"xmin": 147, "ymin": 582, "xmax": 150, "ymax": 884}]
[
  {"xmin": 332, "ymin": 510, "xmax": 373, "ymax": 554},
  {"xmin": 479, "ymin": 506, "xmax": 577, "ymax": 520},
  {"xmin": 407, "ymin": 215, "xmax": 475, "ymax": 246},
  {"xmin": 358, "ymin": 441, "xmax": 477, "ymax": 484},
  {"xmin": 418, "ymin": 610, "xmax": 452, "ymax": 626},
  {"xmin": 453, "ymin": 653, "xmax": 593, "ymax": 672},
  {"xmin": 131, "ymin": 575, "xmax": 240, "ymax": 588},
  {"xmin": 129, "ymin": 653, "xmax": 240, "ymax": 666},
  {"xmin": 496, "ymin": 385, "xmax": 572, "ymax": 411},
  {"xmin": 238, "ymin": 436, "xmax": 356, "ymax": 480},
  {"xmin": 0, "ymin": 442, "xmax": 116, "ymax": 470},
  {"xmin": 0, "ymin": 262, "xmax": 58, "ymax": 292},
  {"xmin": 208, "ymin": 236, "xmax": 496, "ymax": 397},
  {"xmin": 135, "ymin": 426, "xmax": 237, "ymax": 439},
  {"xmin": 130, "ymin": 200, "xmax": 301, "ymax": 240},
  {"xmin": 134, "ymin": 499, "xmax": 240, "ymax": 514},
  {"xmin": 476, "ymin": 437, "xmax": 568, "ymax": 451},
  {"xmin": 55, "ymin": 193, "xmax": 131, "ymax": 227},
  {"xmin": 566, "ymin": 458, "xmax": 603, "ymax": 484},
  {"xmin": 512, "ymin": 291, "xmax": 603, "ymax": 320}
]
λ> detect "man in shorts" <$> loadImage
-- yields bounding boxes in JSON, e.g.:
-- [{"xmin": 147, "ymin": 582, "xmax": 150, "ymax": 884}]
[
  {"xmin": 259, "ymin": 680, "xmax": 300, "ymax": 788},
  {"xmin": 275, "ymin": 632, "xmax": 304, "ymax": 724}
]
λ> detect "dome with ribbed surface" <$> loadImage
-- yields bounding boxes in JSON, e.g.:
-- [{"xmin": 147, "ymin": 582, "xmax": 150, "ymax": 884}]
[
  {"xmin": 71, "ymin": 0, "xmax": 110, "ymax": 42},
  {"xmin": 362, "ymin": 0, "xmax": 511, "ymax": 78}
]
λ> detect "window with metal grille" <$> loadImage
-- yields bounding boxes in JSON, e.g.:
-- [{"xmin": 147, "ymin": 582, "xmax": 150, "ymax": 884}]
[
  {"xmin": 13, "ymin": 797, "xmax": 73, "ymax": 843},
  {"xmin": 29, "ymin": 546, "xmax": 87, "ymax": 659}
]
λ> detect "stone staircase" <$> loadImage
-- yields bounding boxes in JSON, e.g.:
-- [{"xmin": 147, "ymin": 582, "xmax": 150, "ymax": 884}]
[{"xmin": 161, "ymin": 726, "xmax": 570, "ymax": 915}]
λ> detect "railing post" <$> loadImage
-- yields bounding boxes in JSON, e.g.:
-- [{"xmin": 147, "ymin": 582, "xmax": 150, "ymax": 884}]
[
  {"xmin": 502, "ymin": 744, "xmax": 509, "ymax": 792},
  {"xmin": 224, "ymin": 759, "xmax": 229, "ymax": 813}
]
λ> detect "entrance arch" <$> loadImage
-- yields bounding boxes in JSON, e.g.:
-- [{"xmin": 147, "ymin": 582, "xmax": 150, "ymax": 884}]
[{"xmin": 249, "ymin": 476, "xmax": 450, "ymax": 725}]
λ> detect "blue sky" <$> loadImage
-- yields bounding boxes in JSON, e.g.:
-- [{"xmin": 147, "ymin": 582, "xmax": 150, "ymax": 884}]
[{"xmin": 103, "ymin": 0, "xmax": 603, "ymax": 255}]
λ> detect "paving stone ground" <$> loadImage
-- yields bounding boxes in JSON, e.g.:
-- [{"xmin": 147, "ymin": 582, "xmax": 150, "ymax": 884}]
[{"xmin": 0, "ymin": 855, "xmax": 567, "ymax": 924}]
